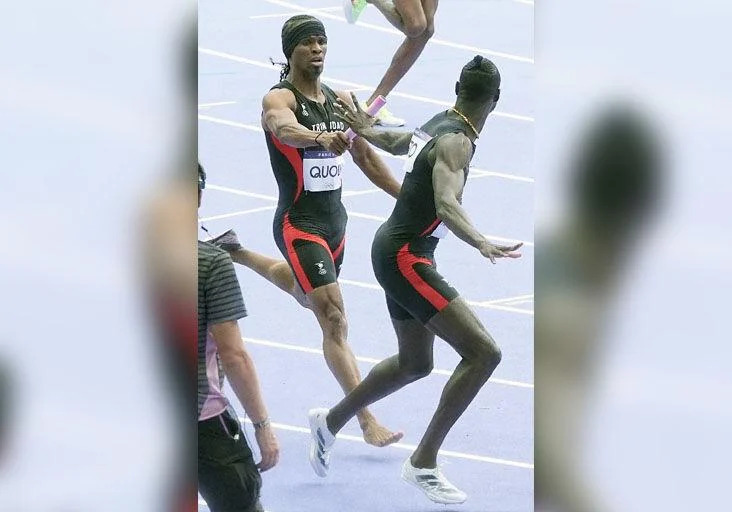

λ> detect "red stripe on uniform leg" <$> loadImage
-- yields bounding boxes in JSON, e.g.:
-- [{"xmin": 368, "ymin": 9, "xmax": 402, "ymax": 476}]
[
  {"xmin": 270, "ymin": 133, "xmax": 304, "ymax": 201},
  {"xmin": 396, "ymin": 243, "xmax": 449, "ymax": 311},
  {"xmin": 419, "ymin": 218, "xmax": 441, "ymax": 237},
  {"xmin": 282, "ymin": 214, "xmax": 332, "ymax": 294},
  {"xmin": 282, "ymin": 214, "xmax": 314, "ymax": 293},
  {"xmin": 332, "ymin": 236, "xmax": 346, "ymax": 261}
]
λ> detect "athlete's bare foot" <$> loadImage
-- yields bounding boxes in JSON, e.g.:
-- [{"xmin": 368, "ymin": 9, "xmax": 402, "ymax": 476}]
[{"xmin": 362, "ymin": 421, "xmax": 404, "ymax": 447}]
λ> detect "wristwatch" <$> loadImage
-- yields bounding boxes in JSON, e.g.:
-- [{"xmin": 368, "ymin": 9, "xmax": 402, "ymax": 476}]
[{"xmin": 252, "ymin": 417, "xmax": 271, "ymax": 430}]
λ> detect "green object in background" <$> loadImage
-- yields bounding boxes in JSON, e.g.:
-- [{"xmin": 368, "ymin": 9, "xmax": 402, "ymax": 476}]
[{"xmin": 343, "ymin": 0, "xmax": 368, "ymax": 24}]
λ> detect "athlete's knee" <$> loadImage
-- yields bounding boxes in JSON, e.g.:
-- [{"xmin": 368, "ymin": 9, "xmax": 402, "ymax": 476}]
[
  {"xmin": 473, "ymin": 336, "xmax": 502, "ymax": 372},
  {"xmin": 423, "ymin": 19, "xmax": 435, "ymax": 39},
  {"xmin": 404, "ymin": 16, "xmax": 428, "ymax": 38},
  {"xmin": 400, "ymin": 358, "xmax": 433, "ymax": 381},
  {"xmin": 319, "ymin": 301, "xmax": 347, "ymax": 337}
]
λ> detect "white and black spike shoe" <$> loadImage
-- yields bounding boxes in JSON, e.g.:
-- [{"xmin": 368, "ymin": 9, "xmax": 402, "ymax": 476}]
[
  {"xmin": 307, "ymin": 408, "xmax": 336, "ymax": 477},
  {"xmin": 401, "ymin": 457, "xmax": 468, "ymax": 504}
]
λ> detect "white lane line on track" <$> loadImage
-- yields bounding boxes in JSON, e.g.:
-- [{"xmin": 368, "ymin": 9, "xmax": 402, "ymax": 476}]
[
  {"xmin": 202, "ymin": 180, "xmax": 534, "ymax": 248},
  {"xmin": 198, "ymin": 48, "xmax": 534, "ymax": 122},
  {"xmin": 250, "ymin": 5, "xmax": 341, "ymax": 19},
  {"xmin": 244, "ymin": 336, "xmax": 534, "ymax": 389},
  {"xmin": 198, "ymin": 114, "xmax": 534, "ymax": 183},
  {"xmin": 482, "ymin": 293, "xmax": 534, "ymax": 305},
  {"xmin": 198, "ymin": 101, "xmax": 237, "ymax": 108},
  {"xmin": 197, "ymin": 209, "xmax": 533, "ymax": 314},
  {"xmin": 260, "ymin": 0, "xmax": 534, "ymax": 64},
  {"xmin": 199, "ymin": 206, "xmax": 277, "ymax": 223},
  {"xmin": 206, "ymin": 183, "xmax": 278, "ymax": 201},
  {"xmin": 240, "ymin": 417, "xmax": 534, "ymax": 469}
]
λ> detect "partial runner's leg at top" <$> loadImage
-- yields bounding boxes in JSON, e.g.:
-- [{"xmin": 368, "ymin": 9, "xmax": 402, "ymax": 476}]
[
  {"xmin": 367, "ymin": 0, "xmax": 405, "ymax": 30},
  {"xmin": 366, "ymin": 0, "xmax": 438, "ymax": 106}
]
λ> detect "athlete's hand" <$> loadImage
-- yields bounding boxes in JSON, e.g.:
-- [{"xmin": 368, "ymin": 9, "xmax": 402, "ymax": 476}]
[
  {"xmin": 318, "ymin": 131, "xmax": 350, "ymax": 155},
  {"xmin": 255, "ymin": 424, "xmax": 280, "ymax": 472},
  {"xmin": 334, "ymin": 92, "xmax": 375, "ymax": 134},
  {"xmin": 478, "ymin": 241, "xmax": 523, "ymax": 264}
]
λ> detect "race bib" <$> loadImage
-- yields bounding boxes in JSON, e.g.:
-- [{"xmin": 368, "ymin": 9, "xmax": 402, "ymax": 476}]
[
  {"xmin": 430, "ymin": 222, "xmax": 449, "ymax": 239},
  {"xmin": 303, "ymin": 148, "xmax": 344, "ymax": 192},
  {"xmin": 402, "ymin": 128, "xmax": 433, "ymax": 174}
]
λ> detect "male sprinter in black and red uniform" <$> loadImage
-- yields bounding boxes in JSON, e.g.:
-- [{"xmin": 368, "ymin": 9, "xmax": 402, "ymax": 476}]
[
  {"xmin": 210, "ymin": 15, "xmax": 403, "ymax": 448},
  {"xmin": 306, "ymin": 56, "xmax": 522, "ymax": 504}
]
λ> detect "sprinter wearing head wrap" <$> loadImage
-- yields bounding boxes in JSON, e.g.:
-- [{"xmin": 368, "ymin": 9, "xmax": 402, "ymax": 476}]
[{"xmin": 208, "ymin": 15, "xmax": 403, "ymax": 449}]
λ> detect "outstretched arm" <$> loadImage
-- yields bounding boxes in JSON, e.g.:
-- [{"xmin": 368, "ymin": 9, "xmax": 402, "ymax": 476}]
[
  {"xmin": 334, "ymin": 92, "xmax": 412, "ymax": 155},
  {"xmin": 336, "ymin": 90, "xmax": 402, "ymax": 198},
  {"xmin": 432, "ymin": 133, "xmax": 522, "ymax": 263}
]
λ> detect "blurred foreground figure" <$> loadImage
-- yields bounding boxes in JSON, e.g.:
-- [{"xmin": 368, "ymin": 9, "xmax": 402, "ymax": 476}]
[
  {"xmin": 141, "ymin": 26, "xmax": 198, "ymax": 512},
  {"xmin": 535, "ymin": 106, "xmax": 662, "ymax": 512},
  {"xmin": 0, "ymin": 360, "xmax": 10, "ymax": 466},
  {"xmin": 143, "ymin": 160, "xmax": 197, "ymax": 512}
]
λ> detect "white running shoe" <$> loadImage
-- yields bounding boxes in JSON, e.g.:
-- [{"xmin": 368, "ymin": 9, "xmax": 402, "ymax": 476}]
[
  {"xmin": 401, "ymin": 458, "xmax": 468, "ymax": 505},
  {"xmin": 343, "ymin": 0, "xmax": 368, "ymax": 24},
  {"xmin": 307, "ymin": 408, "xmax": 336, "ymax": 477},
  {"xmin": 373, "ymin": 105, "xmax": 406, "ymax": 127}
]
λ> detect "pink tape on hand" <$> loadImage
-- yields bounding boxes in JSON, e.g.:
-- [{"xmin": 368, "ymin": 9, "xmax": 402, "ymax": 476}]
[{"xmin": 345, "ymin": 95, "xmax": 386, "ymax": 141}]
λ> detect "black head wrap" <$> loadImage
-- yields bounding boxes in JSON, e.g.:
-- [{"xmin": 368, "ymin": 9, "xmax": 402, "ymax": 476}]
[{"xmin": 282, "ymin": 15, "xmax": 327, "ymax": 59}]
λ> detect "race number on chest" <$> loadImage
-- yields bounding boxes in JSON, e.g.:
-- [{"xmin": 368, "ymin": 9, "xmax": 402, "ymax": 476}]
[
  {"xmin": 403, "ymin": 128, "xmax": 433, "ymax": 174},
  {"xmin": 430, "ymin": 222, "xmax": 449, "ymax": 239},
  {"xmin": 303, "ymin": 148, "xmax": 344, "ymax": 192}
]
